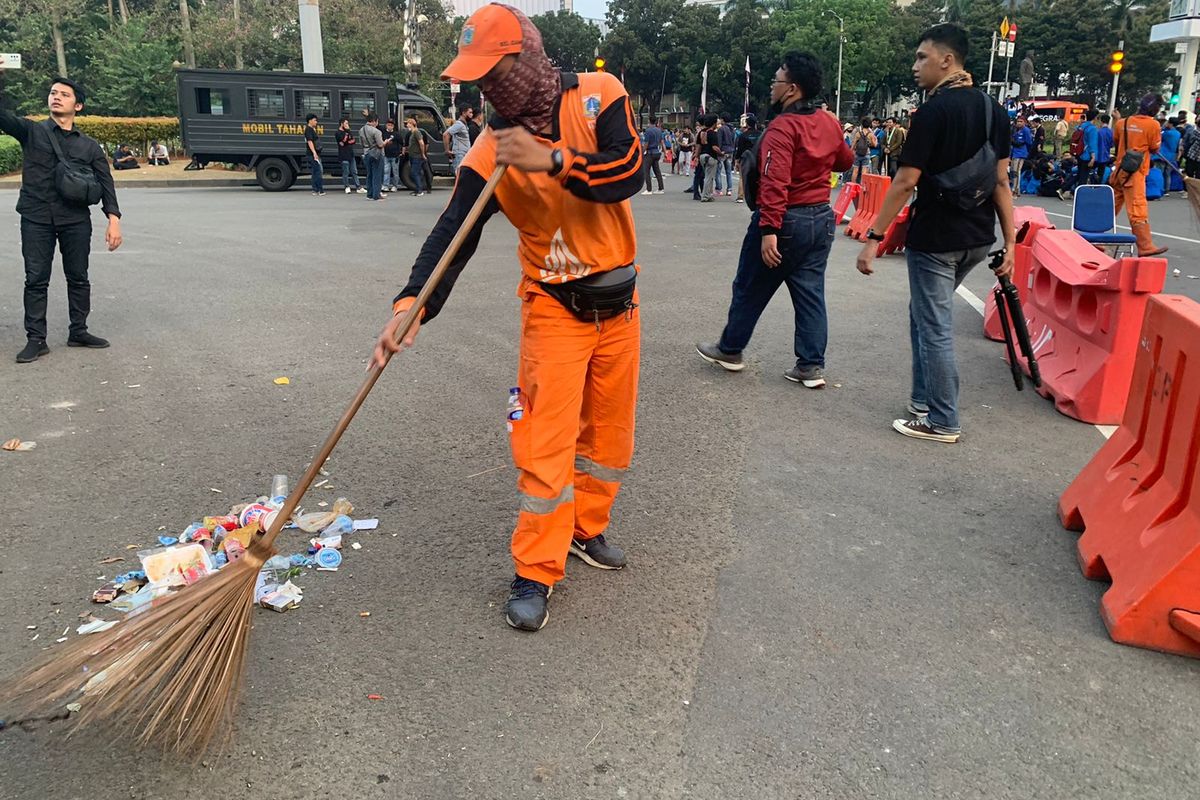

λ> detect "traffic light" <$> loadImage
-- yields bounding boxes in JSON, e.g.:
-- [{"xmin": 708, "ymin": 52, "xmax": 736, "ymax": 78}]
[
  {"xmin": 594, "ymin": 57, "xmax": 606, "ymax": 72},
  {"xmin": 1110, "ymin": 50, "xmax": 1124, "ymax": 74}
]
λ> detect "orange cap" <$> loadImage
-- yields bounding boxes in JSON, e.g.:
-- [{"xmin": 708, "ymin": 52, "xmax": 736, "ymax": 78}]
[{"xmin": 441, "ymin": 4, "xmax": 524, "ymax": 82}]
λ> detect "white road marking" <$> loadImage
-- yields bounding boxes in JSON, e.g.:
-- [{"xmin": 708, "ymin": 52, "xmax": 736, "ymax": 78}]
[
  {"xmin": 1040, "ymin": 210, "xmax": 1200, "ymax": 244},
  {"xmin": 957, "ymin": 283, "xmax": 1113, "ymax": 440}
]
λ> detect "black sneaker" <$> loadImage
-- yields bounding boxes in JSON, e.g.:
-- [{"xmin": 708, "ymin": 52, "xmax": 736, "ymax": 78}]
[
  {"xmin": 892, "ymin": 417, "xmax": 960, "ymax": 443},
  {"xmin": 784, "ymin": 364, "xmax": 826, "ymax": 388},
  {"xmin": 505, "ymin": 576, "xmax": 552, "ymax": 631},
  {"xmin": 696, "ymin": 342, "xmax": 745, "ymax": 372},
  {"xmin": 569, "ymin": 534, "xmax": 626, "ymax": 570},
  {"xmin": 67, "ymin": 333, "xmax": 110, "ymax": 349},
  {"xmin": 16, "ymin": 340, "xmax": 48, "ymax": 363}
]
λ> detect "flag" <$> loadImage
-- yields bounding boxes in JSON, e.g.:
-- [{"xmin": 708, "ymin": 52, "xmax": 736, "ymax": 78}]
[
  {"xmin": 701, "ymin": 60, "xmax": 708, "ymax": 115},
  {"xmin": 744, "ymin": 56, "xmax": 751, "ymax": 116}
]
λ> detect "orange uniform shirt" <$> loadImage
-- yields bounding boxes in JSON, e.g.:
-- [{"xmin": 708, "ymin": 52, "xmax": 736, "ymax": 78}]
[
  {"xmin": 1113, "ymin": 114, "xmax": 1161, "ymax": 177},
  {"xmin": 395, "ymin": 71, "xmax": 644, "ymax": 321}
]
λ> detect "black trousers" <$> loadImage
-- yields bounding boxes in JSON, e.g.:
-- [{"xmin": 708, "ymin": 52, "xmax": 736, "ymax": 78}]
[
  {"xmin": 644, "ymin": 152, "xmax": 663, "ymax": 191},
  {"xmin": 22, "ymin": 216, "xmax": 93, "ymax": 342}
]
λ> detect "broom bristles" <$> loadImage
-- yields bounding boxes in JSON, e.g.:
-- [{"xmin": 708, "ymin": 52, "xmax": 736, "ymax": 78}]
[
  {"xmin": 1184, "ymin": 177, "xmax": 1200, "ymax": 224},
  {"xmin": 0, "ymin": 542, "xmax": 272, "ymax": 757}
]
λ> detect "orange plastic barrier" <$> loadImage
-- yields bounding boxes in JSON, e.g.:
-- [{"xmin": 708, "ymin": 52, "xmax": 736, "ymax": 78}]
[
  {"xmin": 982, "ymin": 215, "xmax": 1055, "ymax": 341},
  {"xmin": 1011, "ymin": 227, "xmax": 1167, "ymax": 424},
  {"xmin": 846, "ymin": 174, "xmax": 890, "ymax": 241},
  {"xmin": 875, "ymin": 206, "xmax": 909, "ymax": 256},
  {"xmin": 833, "ymin": 182, "xmax": 861, "ymax": 224},
  {"xmin": 1059, "ymin": 295, "xmax": 1200, "ymax": 657}
]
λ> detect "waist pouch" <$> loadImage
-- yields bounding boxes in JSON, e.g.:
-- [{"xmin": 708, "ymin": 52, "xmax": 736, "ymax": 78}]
[{"xmin": 540, "ymin": 265, "xmax": 637, "ymax": 323}]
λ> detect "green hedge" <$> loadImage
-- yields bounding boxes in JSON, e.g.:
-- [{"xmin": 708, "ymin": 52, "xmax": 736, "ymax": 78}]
[
  {"xmin": 24, "ymin": 116, "xmax": 181, "ymax": 153},
  {"xmin": 0, "ymin": 135, "xmax": 20, "ymax": 174}
]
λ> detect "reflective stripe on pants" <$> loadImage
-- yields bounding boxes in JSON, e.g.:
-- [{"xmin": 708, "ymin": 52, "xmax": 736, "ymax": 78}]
[{"xmin": 510, "ymin": 289, "xmax": 639, "ymax": 586}]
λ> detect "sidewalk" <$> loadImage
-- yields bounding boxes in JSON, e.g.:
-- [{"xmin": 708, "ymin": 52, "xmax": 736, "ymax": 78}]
[
  {"xmin": 0, "ymin": 160, "xmax": 455, "ymax": 190},
  {"xmin": 0, "ymin": 160, "xmax": 254, "ymax": 189}
]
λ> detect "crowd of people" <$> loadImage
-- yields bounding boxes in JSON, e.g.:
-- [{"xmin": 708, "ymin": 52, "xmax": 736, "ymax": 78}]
[
  {"xmin": 633, "ymin": 112, "xmax": 765, "ymax": 202},
  {"xmin": 317, "ymin": 108, "xmax": 483, "ymax": 199}
]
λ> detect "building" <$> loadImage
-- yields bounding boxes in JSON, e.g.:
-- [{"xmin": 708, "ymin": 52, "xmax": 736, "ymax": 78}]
[
  {"xmin": 451, "ymin": 0, "xmax": 572, "ymax": 17},
  {"xmin": 684, "ymin": 0, "xmax": 736, "ymax": 17}
]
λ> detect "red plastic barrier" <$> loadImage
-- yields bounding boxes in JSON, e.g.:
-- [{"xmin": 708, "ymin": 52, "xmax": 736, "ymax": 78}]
[
  {"xmin": 982, "ymin": 216, "xmax": 1055, "ymax": 341},
  {"xmin": 833, "ymin": 182, "xmax": 861, "ymax": 224},
  {"xmin": 1012, "ymin": 228, "xmax": 1166, "ymax": 424},
  {"xmin": 846, "ymin": 174, "xmax": 890, "ymax": 241},
  {"xmin": 1059, "ymin": 295, "xmax": 1200, "ymax": 657},
  {"xmin": 875, "ymin": 205, "xmax": 909, "ymax": 256},
  {"xmin": 1013, "ymin": 205, "xmax": 1051, "ymax": 228}
]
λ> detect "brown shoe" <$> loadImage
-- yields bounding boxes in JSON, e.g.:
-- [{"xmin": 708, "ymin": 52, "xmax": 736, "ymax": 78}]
[{"xmin": 1131, "ymin": 221, "xmax": 1168, "ymax": 256}]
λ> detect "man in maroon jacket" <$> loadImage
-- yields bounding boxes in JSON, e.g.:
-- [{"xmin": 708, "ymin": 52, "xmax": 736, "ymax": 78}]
[{"xmin": 697, "ymin": 51, "xmax": 853, "ymax": 388}]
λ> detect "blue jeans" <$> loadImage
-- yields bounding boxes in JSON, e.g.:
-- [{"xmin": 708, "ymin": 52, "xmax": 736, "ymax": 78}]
[
  {"xmin": 365, "ymin": 154, "xmax": 383, "ymax": 199},
  {"xmin": 718, "ymin": 206, "xmax": 836, "ymax": 367},
  {"xmin": 852, "ymin": 155, "xmax": 872, "ymax": 183},
  {"xmin": 309, "ymin": 156, "xmax": 324, "ymax": 192},
  {"xmin": 906, "ymin": 245, "xmax": 991, "ymax": 433},
  {"xmin": 340, "ymin": 159, "xmax": 360, "ymax": 189},
  {"xmin": 383, "ymin": 157, "xmax": 399, "ymax": 189},
  {"xmin": 410, "ymin": 157, "xmax": 426, "ymax": 193},
  {"xmin": 722, "ymin": 153, "xmax": 734, "ymax": 192}
]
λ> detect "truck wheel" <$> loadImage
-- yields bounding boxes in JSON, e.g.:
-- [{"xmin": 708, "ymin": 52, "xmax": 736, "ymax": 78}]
[
  {"xmin": 256, "ymin": 158, "xmax": 295, "ymax": 192},
  {"xmin": 401, "ymin": 160, "xmax": 435, "ymax": 192}
]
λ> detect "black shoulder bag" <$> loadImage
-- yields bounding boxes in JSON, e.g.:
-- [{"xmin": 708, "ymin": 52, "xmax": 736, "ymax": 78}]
[
  {"xmin": 43, "ymin": 121, "xmax": 102, "ymax": 207},
  {"xmin": 930, "ymin": 90, "xmax": 998, "ymax": 210}
]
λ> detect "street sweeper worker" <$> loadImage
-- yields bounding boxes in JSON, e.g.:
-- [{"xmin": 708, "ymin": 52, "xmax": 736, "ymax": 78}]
[
  {"xmin": 371, "ymin": 3, "xmax": 644, "ymax": 632},
  {"xmin": 1110, "ymin": 93, "xmax": 1168, "ymax": 256}
]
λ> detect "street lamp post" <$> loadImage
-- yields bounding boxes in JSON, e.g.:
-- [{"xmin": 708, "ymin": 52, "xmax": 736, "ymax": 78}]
[{"xmin": 823, "ymin": 10, "xmax": 844, "ymax": 121}]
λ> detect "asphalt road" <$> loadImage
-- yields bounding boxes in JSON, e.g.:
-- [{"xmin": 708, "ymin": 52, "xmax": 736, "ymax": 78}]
[{"xmin": 0, "ymin": 175, "xmax": 1196, "ymax": 799}]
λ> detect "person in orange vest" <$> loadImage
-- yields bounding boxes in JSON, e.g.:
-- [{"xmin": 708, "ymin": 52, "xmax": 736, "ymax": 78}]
[
  {"xmin": 371, "ymin": 3, "xmax": 643, "ymax": 632},
  {"xmin": 1110, "ymin": 93, "xmax": 1168, "ymax": 256}
]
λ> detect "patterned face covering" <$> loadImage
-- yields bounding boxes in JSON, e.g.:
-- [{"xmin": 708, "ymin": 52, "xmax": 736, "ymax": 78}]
[{"xmin": 483, "ymin": 5, "xmax": 560, "ymax": 132}]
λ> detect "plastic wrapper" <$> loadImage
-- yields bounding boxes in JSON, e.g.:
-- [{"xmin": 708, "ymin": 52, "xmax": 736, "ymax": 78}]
[
  {"xmin": 294, "ymin": 498, "xmax": 353, "ymax": 533},
  {"xmin": 139, "ymin": 543, "xmax": 214, "ymax": 587}
]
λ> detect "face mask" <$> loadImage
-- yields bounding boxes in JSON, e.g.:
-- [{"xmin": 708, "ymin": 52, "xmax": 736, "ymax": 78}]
[{"xmin": 483, "ymin": 5, "xmax": 560, "ymax": 132}]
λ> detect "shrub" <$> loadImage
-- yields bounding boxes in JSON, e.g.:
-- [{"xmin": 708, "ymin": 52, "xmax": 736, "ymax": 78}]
[
  {"xmin": 24, "ymin": 116, "xmax": 181, "ymax": 154},
  {"xmin": 0, "ymin": 135, "xmax": 21, "ymax": 175}
]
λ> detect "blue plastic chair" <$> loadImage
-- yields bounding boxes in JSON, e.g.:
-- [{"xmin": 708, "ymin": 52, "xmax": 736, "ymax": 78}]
[{"xmin": 1071, "ymin": 184, "xmax": 1137, "ymax": 257}]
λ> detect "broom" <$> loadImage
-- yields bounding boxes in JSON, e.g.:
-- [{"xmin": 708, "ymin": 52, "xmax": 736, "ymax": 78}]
[{"xmin": 0, "ymin": 163, "xmax": 509, "ymax": 757}]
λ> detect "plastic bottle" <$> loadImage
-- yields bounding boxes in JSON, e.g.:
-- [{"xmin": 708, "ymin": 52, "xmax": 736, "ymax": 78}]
[
  {"xmin": 262, "ymin": 555, "xmax": 292, "ymax": 572},
  {"xmin": 506, "ymin": 387, "xmax": 526, "ymax": 433},
  {"xmin": 506, "ymin": 387, "xmax": 524, "ymax": 422},
  {"xmin": 269, "ymin": 475, "xmax": 288, "ymax": 507},
  {"xmin": 320, "ymin": 515, "xmax": 353, "ymax": 536}
]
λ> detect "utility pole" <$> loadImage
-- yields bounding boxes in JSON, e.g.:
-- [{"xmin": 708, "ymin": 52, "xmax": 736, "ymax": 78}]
[
  {"xmin": 823, "ymin": 10, "xmax": 844, "ymax": 120},
  {"xmin": 987, "ymin": 30, "xmax": 997, "ymax": 98},
  {"xmin": 298, "ymin": 0, "xmax": 326, "ymax": 73}
]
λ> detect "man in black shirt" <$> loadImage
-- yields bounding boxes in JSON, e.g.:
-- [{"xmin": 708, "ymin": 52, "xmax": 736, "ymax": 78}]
[
  {"xmin": 733, "ymin": 113, "xmax": 760, "ymax": 203},
  {"xmin": 0, "ymin": 72, "xmax": 122, "ymax": 363},
  {"xmin": 304, "ymin": 113, "xmax": 324, "ymax": 196},
  {"xmin": 856, "ymin": 24, "xmax": 1015, "ymax": 444},
  {"xmin": 335, "ymin": 117, "xmax": 364, "ymax": 194}
]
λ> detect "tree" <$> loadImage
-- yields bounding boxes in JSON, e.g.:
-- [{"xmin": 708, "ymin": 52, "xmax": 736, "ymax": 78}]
[
  {"xmin": 604, "ymin": 0, "xmax": 685, "ymax": 110},
  {"xmin": 87, "ymin": 19, "xmax": 179, "ymax": 115},
  {"xmin": 533, "ymin": 11, "xmax": 601, "ymax": 72},
  {"xmin": 178, "ymin": 0, "xmax": 196, "ymax": 69}
]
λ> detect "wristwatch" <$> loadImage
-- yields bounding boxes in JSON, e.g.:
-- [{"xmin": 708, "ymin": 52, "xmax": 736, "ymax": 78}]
[
  {"xmin": 549, "ymin": 148, "xmax": 564, "ymax": 176},
  {"xmin": 866, "ymin": 228, "xmax": 886, "ymax": 242}
]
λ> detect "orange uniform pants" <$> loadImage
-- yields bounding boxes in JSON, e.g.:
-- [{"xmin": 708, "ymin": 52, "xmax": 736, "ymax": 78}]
[
  {"xmin": 1111, "ymin": 171, "xmax": 1150, "ymax": 225},
  {"xmin": 509, "ymin": 289, "xmax": 640, "ymax": 586}
]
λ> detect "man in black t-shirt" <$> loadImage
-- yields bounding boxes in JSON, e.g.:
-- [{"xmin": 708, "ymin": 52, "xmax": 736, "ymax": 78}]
[
  {"xmin": 304, "ymin": 113, "xmax": 324, "ymax": 196},
  {"xmin": 856, "ymin": 23, "xmax": 1015, "ymax": 445}
]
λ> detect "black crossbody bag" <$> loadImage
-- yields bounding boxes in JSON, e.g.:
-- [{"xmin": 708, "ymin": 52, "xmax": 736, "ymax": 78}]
[
  {"xmin": 540, "ymin": 264, "xmax": 638, "ymax": 325},
  {"xmin": 43, "ymin": 121, "xmax": 102, "ymax": 207},
  {"xmin": 930, "ymin": 90, "xmax": 997, "ymax": 210}
]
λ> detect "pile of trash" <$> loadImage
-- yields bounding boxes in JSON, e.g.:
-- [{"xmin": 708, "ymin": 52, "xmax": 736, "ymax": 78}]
[{"xmin": 71, "ymin": 474, "xmax": 377, "ymax": 630}]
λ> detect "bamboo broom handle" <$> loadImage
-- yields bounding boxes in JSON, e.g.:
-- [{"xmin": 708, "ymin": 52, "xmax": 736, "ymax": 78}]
[{"xmin": 259, "ymin": 163, "xmax": 508, "ymax": 550}]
